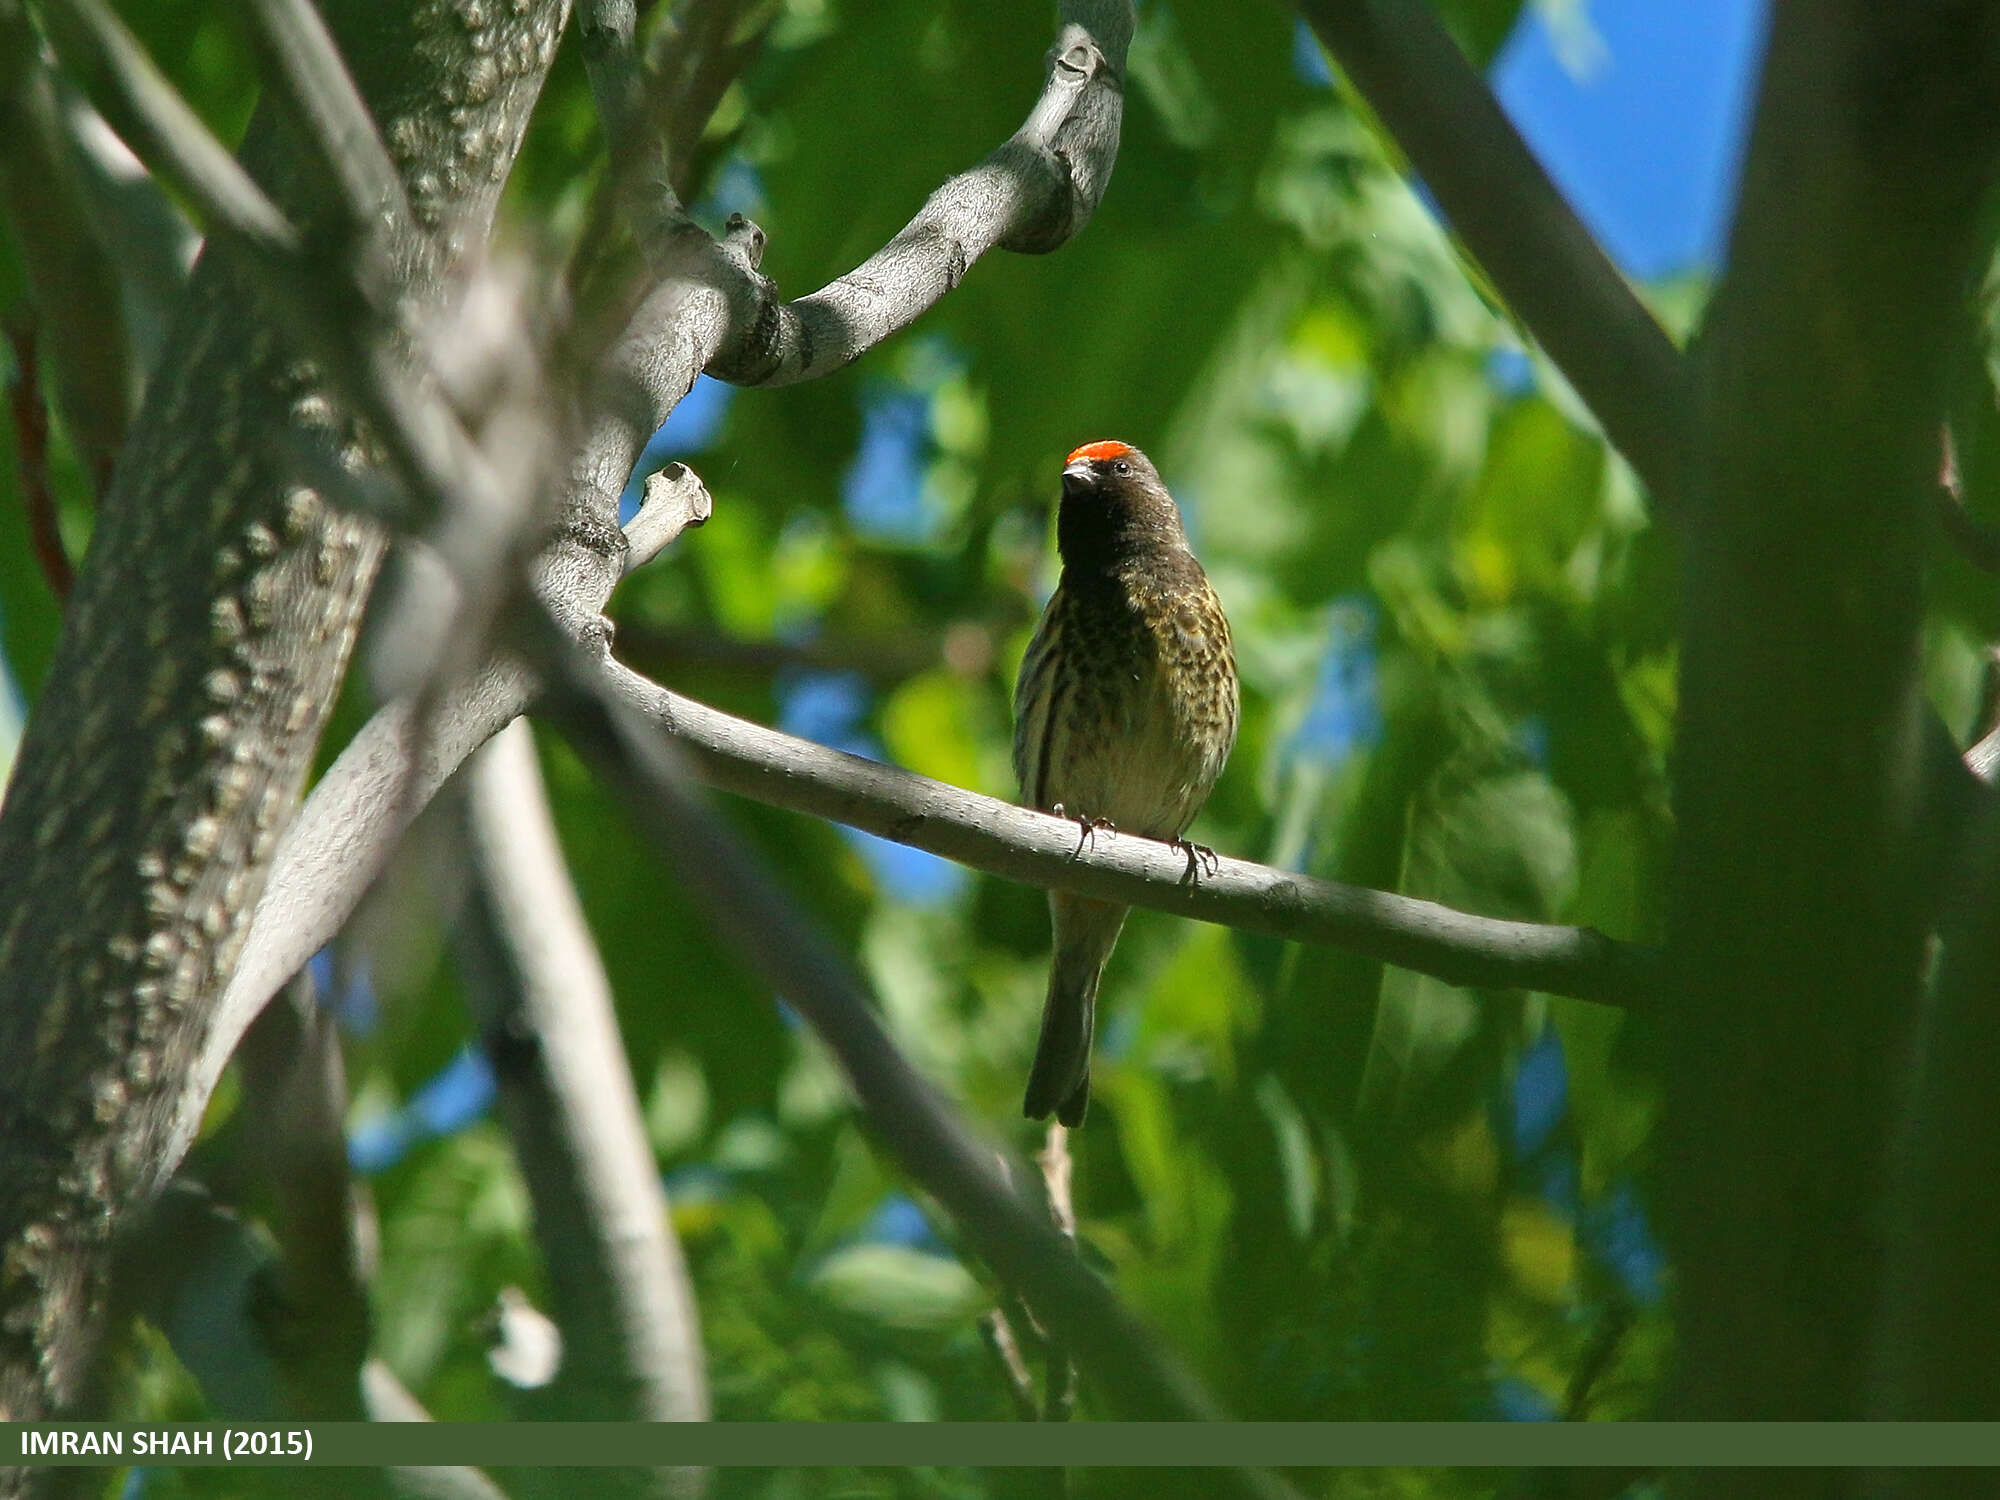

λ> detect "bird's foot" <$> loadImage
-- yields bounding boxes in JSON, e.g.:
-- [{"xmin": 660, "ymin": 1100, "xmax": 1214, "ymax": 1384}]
[
  {"xmin": 1174, "ymin": 838, "xmax": 1220, "ymax": 886},
  {"xmin": 1051, "ymin": 804, "xmax": 1116, "ymax": 859}
]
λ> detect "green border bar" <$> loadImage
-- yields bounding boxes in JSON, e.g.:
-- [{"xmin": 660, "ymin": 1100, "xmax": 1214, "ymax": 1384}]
[{"xmin": 8, "ymin": 1423, "xmax": 2000, "ymax": 1468}]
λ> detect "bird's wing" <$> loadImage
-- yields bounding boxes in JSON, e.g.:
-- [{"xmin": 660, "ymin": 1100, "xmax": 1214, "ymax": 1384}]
[{"xmin": 1013, "ymin": 588, "xmax": 1068, "ymax": 810}]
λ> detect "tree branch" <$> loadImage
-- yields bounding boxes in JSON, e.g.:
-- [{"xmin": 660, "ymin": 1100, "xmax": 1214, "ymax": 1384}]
[
  {"xmin": 186, "ymin": 0, "xmax": 1146, "ymax": 1162},
  {"xmin": 193, "ymin": 568, "xmax": 1653, "ymax": 1179},
  {"xmin": 171, "ymin": 658, "xmax": 537, "ymax": 1177},
  {"xmin": 231, "ymin": 975, "xmax": 373, "ymax": 1421},
  {"xmin": 1662, "ymin": 0, "xmax": 2000, "ymax": 1441},
  {"xmin": 0, "ymin": 0, "xmax": 566, "ymax": 1422},
  {"xmin": 233, "ymin": 0, "xmax": 414, "ymax": 243},
  {"xmin": 530, "ymin": 633, "xmax": 1305, "ymax": 1500},
  {"xmin": 44, "ymin": 0, "xmax": 525, "ymax": 554},
  {"xmin": 43, "ymin": 75, "xmax": 198, "ymax": 363},
  {"xmin": 622, "ymin": 462, "xmax": 713, "ymax": 575},
  {"xmin": 452, "ymin": 720, "xmax": 709, "ymax": 1443},
  {"xmin": 651, "ymin": 0, "xmax": 772, "ymax": 195},
  {"xmin": 1, "ymin": 315, "xmax": 75, "ymax": 598},
  {"xmin": 0, "ymin": 0, "xmax": 135, "ymax": 481},
  {"xmin": 38, "ymin": 0, "xmax": 296, "ymax": 250},
  {"xmin": 703, "ymin": 0, "xmax": 1133, "ymax": 388},
  {"xmin": 603, "ymin": 660, "xmax": 1658, "ymax": 1008},
  {"xmin": 578, "ymin": 0, "xmax": 680, "ymax": 249},
  {"xmin": 1294, "ymin": 0, "xmax": 1688, "ymax": 505}
]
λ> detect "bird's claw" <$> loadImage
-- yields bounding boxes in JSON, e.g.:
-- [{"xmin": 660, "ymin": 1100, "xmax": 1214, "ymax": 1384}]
[
  {"xmin": 1175, "ymin": 838, "xmax": 1220, "ymax": 886},
  {"xmin": 1051, "ymin": 804, "xmax": 1116, "ymax": 859}
]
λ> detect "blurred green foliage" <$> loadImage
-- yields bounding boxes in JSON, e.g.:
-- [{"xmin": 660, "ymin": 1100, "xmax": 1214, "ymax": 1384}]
[{"xmin": 45, "ymin": 0, "xmax": 2000, "ymax": 1493}]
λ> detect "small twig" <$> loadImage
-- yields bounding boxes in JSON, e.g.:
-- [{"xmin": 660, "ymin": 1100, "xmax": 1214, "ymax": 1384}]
[
  {"xmin": 1037, "ymin": 1122, "xmax": 1078, "ymax": 1243},
  {"xmin": 982, "ymin": 1126, "xmax": 1082, "ymax": 1430},
  {"xmin": 1965, "ymin": 726, "xmax": 2000, "ymax": 785},
  {"xmin": 2, "ymin": 314, "xmax": 73, "ymax": 599},
  {"xmin": 46, "ymin": 75, "xmax": 198, "ymax": 343},
  {"xmin": 622, "ymin": 461, "xmax": 713, "ymax": 575},
  {"xmin": 652, "ymin": 0, "xmax": 772, "ymax": 193},
  {"xmin": 979, "ymin": 1307, "xmax": 1042, "ymax": 1421},
  {"xmin": 1035, "ymin": 1122, "xmax": 1081, "ymax": 1424},
  {"xmin": 235, "ymin": 0, "xmax": 413, "ymax": 243},
  {"xmin": 0, "ymin": 0, "xmax": 138, "ymax": 476}
]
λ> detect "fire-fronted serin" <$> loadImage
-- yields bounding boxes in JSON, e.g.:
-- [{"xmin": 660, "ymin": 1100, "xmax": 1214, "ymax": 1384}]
[{"xmin": 1013, "ymin": 441, "xmax": 1239, "ymax": 1125}]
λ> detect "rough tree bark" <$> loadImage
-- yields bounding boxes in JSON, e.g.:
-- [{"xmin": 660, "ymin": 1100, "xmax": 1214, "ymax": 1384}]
[{"xmin": 0, "ymin": 0, "xmax": 571, "ymax": 1424}]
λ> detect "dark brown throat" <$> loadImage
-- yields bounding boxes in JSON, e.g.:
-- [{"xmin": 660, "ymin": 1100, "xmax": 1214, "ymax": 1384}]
[{"xmin": 1056, "ymin": 480, "xmax": 1188, "ymax": 577}]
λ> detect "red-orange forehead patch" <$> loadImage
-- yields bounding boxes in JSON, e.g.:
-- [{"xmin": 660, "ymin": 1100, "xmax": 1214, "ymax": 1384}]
[{"xmin": 1065, "ymin": 439, "xmax": 1133, "ymax": 464}]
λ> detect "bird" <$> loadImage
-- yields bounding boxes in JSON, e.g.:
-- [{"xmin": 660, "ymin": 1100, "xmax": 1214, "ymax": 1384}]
[{"xmin": 1012, "ymin": 440, "xmax": 1239, "ymax": 1126}]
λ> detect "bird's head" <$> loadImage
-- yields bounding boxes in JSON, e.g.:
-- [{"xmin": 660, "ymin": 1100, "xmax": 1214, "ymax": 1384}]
[
  {"xmin": 1061, "ymin": 439, "xmax": 1160, "ymax": 496},
  {"xmin": 1056, "ymin": 440, "xmax": 1187, "ymax": 563}
]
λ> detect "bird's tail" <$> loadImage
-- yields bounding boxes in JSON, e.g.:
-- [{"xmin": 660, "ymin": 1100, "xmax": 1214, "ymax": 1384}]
[{"xmin": 1023, "ymin": 894, "xmax": 1128, "ymax": 1127}]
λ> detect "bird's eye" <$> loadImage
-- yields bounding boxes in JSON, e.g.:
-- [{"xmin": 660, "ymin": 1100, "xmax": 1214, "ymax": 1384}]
[{"xmin": 1114, "ymin": 460, "xmax": 1132, "ymax": 475}]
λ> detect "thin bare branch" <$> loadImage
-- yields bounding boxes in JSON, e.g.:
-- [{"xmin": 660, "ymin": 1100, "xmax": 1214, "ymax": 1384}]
[
  {"xmin": 1, "ymin": 316, "xmax": 74, "ymax": 599},
  {"xmin": 453, "ymin": 720, "xmax": 709, "ymax": 1440},
  {"xmin": 623, "ymin": 461, "xmax": 713, "ymax": 575},
  {"xmin": 1035, "ymin": 1123, "xmax": 1080, "ymax": 1424},
  {"xmin": 173, "ymin": 658, "xmax": 536, "ymax": 1178},
  {"xmin": 702, "ymin": 0, "xmax": 1134, "ymax": 388},
  {"xmin": 42, "ymin": 0, "xmax": 518, "ymax": 548},
  {"xmin": 38, "ymin": 0, "xmax": 294, "ymax": 252},
  {"xmin": 1295, "ymin": 0, "xmax": 1687, "ymax": 505},
  {"xmin": 234, "ymin": 0, "xmax": 415, "ymax": 244},
  {"xmin": 46, "ymin": 76, "xmax": 197, "ymax": 352},
  {"xmin": 0, "ymin": 0, "xmax": 135, "ymax": 478},
  {"xmin": 580, "ymin": 0, "xmax": 681, "ymax": 248},
  {"xmin": 652, "ymin": 0, "xmax": 772, "ymax": 193},
  {"xmin": 603, "ymin": 662, "xmax": 1658, "ymax": 1008},
  {"xmin": 979, "ymin": 1307, "xmax": 1043, "ymax": 1422},
  {"xmin": 232, "ymin": 976, "xmax": 373, "ymax": 1420},
  {"xmin": 1968, "ymin": 724, "xmax": 2000, "ymax": 784}
]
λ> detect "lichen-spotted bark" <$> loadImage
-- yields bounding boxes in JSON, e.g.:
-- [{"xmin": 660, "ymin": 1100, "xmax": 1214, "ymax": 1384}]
[{"xmin": 0, "ymin": 0, "xmax": 572, "ymax": 1425}]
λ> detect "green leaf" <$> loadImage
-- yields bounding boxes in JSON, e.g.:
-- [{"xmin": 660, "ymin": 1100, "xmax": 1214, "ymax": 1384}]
[{"xmin": 807, "ymin": 1244, "xmax": 983, "ymax": 1331}]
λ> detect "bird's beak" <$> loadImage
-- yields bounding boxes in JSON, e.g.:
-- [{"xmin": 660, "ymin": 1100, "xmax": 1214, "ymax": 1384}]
[{"xmin": 1061, "ymin": 460, "xmax": 1093, "ymax": 494}]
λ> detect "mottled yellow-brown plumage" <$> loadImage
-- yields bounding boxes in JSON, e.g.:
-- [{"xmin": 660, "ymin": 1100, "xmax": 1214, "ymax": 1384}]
[{"xmin": 1013, "ymin": 441, "xmax": 1238, "ymax": 1125}]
